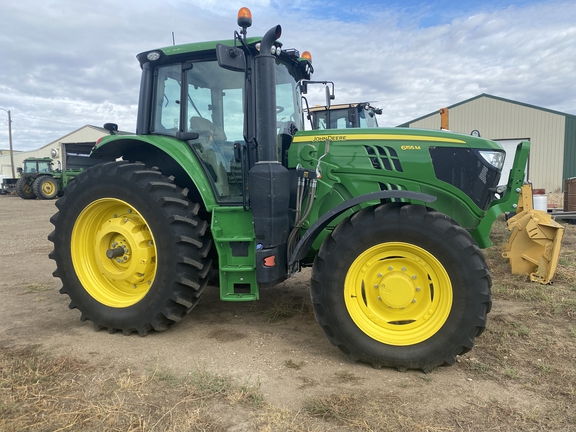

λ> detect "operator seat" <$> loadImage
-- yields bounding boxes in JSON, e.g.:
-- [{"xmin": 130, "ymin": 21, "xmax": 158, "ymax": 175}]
[
  {"xmin": 189, "ymin": 116, "xmax": 227, "ymax": 142},
  {"xmin": 189, "ymin": 116, "xmax": 230, "ymax": 197}
]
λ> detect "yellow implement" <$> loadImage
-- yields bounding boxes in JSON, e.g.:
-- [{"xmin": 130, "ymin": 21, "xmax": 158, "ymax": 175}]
[{"xmin": 502, "ymin": 185, "xmax": 564, "ymax": 284}]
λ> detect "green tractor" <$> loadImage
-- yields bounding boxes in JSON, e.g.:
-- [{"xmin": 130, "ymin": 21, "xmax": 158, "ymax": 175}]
[
  {"xmin": 16, "ymin": 157, "xmax": 81, "ymax": 200},
  {"xmin": 49, "ymin": 8, "xmax": 529, "ymax": 371}
]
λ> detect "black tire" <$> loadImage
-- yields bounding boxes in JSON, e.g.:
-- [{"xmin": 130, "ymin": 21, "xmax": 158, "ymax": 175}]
[
  {"xmin": 33, "ymin": 175, "xmax": 60, "ymax": 199},
  {"xmin": 15, "ymin": 177, "xmax": 36, "ymax": 199},
  {"xmin": 311, "ymin": 203, "xmax": 491, "ymax": 372},
  {"xmin": 48, "ymin": 161, "xmax": 212, "ymax": 335}
]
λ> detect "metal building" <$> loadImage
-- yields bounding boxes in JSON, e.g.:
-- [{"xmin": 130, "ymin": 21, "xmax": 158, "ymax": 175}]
[
  {"xmin": 398, "ymin": 93, "xmax": 576, "ymax": 193},
  {"xmin": 0, "ymin": 125, "xmax": 127, "ymax": 180}
]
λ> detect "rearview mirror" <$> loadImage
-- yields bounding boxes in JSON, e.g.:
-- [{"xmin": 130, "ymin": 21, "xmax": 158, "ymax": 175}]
[{"xmin": 216, "ymin": 44, "xmax": 246, "ymax": 72}]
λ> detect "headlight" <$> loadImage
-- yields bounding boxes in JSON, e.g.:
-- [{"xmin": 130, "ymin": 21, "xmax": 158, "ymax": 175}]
[
  {"xmin": 478, "ymin": 150, "xmax": 505, "ymax": 170},
  {"xmin": 147, "ymin": 51, "xmax": 161, "ymax": 61}
]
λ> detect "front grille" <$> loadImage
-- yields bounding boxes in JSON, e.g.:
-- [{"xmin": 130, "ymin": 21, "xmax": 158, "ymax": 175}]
[{"xmin": 429, "ymin": 147, "xmax": 501, "ymax": 210}]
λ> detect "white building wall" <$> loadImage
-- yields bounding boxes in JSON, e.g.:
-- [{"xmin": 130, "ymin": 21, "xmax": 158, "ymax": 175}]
[
  {"xmin": 0, "ymin": 125, "xmax": 108, "ymax": 177},
  {"xmin": 406, "ymin": 96, "xmax": 566, "ymax": 192}
]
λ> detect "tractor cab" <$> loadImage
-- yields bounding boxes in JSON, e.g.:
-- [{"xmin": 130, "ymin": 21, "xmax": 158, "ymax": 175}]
[
  {"xmin": 123, "ymin": 18, "xmax": 313, "ymax": 206},
  {"xmin": 23, "ymin": 158, "xmax": 53, "ymax": 175}
]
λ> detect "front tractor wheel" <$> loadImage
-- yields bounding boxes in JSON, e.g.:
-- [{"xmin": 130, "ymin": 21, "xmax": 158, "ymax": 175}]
[
  {"xmin": 33, "ymin": 175, "xmax": 60, "ymax": 199},
  {"xmin": 311, "ymin": 204, "xmax": 491, "ymax": 372},
  {"xmin": 48, "ymin": 161, "xmax": 212, "ymax": 335}
]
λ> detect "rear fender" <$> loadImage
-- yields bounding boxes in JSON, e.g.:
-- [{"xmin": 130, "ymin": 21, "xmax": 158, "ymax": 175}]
[{"xmin": 91, "ymin": 135, "xmax": 218, "ymax": 210}]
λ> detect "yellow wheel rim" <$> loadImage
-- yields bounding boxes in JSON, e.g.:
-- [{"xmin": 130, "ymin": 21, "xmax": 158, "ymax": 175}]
[
  {"xmin": 344, "ymin": 242, "xmax": 452, "ymax": 346},
  {"xmin": 23, "ymin": 183, "xmax": 33, "ymax": 195},
  {"xmin": 41, "ymin": 179, "xmax": 56, "ymax": 195},
  {"xmin": 71, "ymin": 198, "xmax": 157, "ymax": 308}
]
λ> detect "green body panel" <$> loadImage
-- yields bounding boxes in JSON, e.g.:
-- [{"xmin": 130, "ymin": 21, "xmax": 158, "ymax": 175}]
[
  {"xmin": 288, "ymin": 128, "xmax": 530, "ymax": 254},
  {"xmin": 93, "ymin": 134, "xmax": 218, "ymax": 210},
  {"xmin": 55, "ymin": 169, "xmax": 83, "ymax": 187}
]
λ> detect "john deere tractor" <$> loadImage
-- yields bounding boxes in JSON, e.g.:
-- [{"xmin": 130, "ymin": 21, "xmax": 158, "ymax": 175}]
[
  {"xmin": 49, "ymin": 8, "xmax": 529, "ymax": 371},
  {"xmin": 16, "ymin": 157, "xmax": 81, "ymax": 199}
]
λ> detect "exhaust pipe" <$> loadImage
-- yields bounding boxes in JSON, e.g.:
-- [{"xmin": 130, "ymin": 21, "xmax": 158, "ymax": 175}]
[{"xmin": 249, "ymin": 25, "xmax": 290, "ymax": 287}]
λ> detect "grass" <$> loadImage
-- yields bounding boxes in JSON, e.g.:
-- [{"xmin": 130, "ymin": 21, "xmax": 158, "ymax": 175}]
[
  {"xmin": 264, "ymin": 293, "xmax": 314, "ymax": 323},
  {"xmin": 334, "ymin": 370, "xmax": 363, "ymax": 384},
  {"xmin": 303, "ymin": 394, "xmax": 363, "ymax": 423},
  {"xmin": 284, "ymin": 359, "xmax": 305, "ymax": 370},
  {"xmin": 25, "ymin": 283, "xmax": 52, "ymax": 292},
  {"xmin": 456, "ymin": 218, "xmax": 576, "ymax": 424},
  {"xmin": 0, "ymin": 345, "xmax": 261, "ymax": 431}
]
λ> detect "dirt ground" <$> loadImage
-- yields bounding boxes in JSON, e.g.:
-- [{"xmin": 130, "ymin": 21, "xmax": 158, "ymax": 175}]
[{"xmin": 1, "ymin": 194, "xmax": 575, "ymax": 430}]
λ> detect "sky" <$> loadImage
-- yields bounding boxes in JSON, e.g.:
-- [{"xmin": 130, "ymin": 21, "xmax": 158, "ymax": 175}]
[{"xmin": 0, "ymin": 0, "xmax": 575, "ymax": 151}]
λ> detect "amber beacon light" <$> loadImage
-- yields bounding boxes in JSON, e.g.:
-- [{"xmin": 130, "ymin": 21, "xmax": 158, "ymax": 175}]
[
  {"xmin": 237, "ymin": 7, "xmax": 252, "ymax": 28},
  {"xmin": 301, "ymin": 51, "xmax": 312, "ymax": 62}
]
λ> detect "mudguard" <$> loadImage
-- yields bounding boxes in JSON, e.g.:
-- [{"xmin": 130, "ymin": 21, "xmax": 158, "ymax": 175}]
[{"xmin": 289, "ymin": 190, "xmax": 436, "ymax": 266}]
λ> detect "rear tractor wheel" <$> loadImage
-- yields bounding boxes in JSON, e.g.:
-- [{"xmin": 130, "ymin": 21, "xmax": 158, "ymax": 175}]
[
  {"xmin": 33, "ymin": 175, "xmax": 60, "ymax": 199},
  {"xmin": 15, "ymin": 177, "xmax": 36, "ymax": 199},
  {"xmin": 48, "ymin": 161, "xmax": 212, "ymax": 335},
  {"xmin": 311, "ymin": 203, "xmax": 491, "ymax": 372}
]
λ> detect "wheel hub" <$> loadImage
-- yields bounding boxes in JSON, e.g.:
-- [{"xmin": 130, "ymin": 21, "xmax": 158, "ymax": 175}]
[
  {"xmin": 380, "ymin": 272, "xmax": 415, "ymax": 309},
  {"xmin": 95, "ymin": 216, "xmax": 153, "ymax": 285},
  {"xmin": 42, "ymin": 181, "xmax": 55, "ymax": 194}
]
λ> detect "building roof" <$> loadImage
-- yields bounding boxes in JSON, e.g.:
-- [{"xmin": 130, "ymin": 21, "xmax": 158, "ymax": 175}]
[
  {"xmin": 398, "ymin": 93, "xmax": 576, "ymax": 127},
  {"xmin": 38, "ymin": 124, "xmax": 132, "ymax": 151}
]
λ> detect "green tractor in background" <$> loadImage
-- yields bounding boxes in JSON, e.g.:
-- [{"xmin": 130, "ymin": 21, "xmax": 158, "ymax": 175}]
[
  {"xmin": 16, "ymin": 157, "xmax": 82, "ymax": 200},
  {"xmin": 306, "ymin": 98, "xmax": 382, "ymax": 130},
  {"xmin": 49, "ymin": 8, "xmax": 530, "ymax": 372}
]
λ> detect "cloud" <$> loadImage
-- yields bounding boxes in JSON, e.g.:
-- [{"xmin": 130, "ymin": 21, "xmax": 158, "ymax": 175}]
[
  {"xmin": 283, "ymin": 1, "xmax": 576, "ymax": 125},
  {"xmin": 0, "ymin": 0, "xmax": 574, "ymax": 150}
]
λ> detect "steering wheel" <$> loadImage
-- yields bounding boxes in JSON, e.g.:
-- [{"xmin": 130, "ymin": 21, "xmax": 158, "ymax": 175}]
[{"xmin": 276, "ymin": 105, "xmax": 284, "ymax": 114}]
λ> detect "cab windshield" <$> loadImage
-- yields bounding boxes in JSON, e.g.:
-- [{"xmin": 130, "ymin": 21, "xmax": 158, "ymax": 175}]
[
  {"xmin": 151, "ymin": 59, "xmax": 301, "ymax": 202},
  {"xmin": 24, "ymin": 160, "xmax": 51, "ymax": 174}
]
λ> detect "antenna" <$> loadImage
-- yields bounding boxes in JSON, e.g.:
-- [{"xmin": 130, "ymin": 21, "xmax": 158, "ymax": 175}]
[{"xmin": 172, "ymin": 32, "xmax": 175, "ymax": 46}]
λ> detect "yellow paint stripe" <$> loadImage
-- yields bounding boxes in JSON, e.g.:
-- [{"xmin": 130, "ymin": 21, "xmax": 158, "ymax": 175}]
[{"xmin": 292, "ymin": 134, "xmax": 466, "ymax": 144}]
